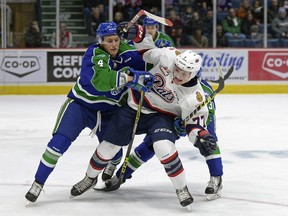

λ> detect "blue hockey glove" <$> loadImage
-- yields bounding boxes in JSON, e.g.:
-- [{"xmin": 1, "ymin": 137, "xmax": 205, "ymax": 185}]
[
  {"xmin": 117, "ymin": 22, "xmax": 145, "ymax": 42},
  {"xmin": 126, "ymin": 68, "xmax": 155, "ymax": 92},
  {"xmin": 155, "ymin": 38, "xmax": 172, "ymax": 48},
  {"xmin": 174, "ymin": 117, "xmax": 187, "ymax": 137},
  {"xmin": 194, "ymin": 130, "xmax": 217, "ymax": 157}
]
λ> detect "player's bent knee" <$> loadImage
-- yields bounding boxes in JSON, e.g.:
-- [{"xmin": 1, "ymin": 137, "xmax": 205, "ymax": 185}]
[
  {"xmin": 97, "ymin": 140, "xmax": 122, "ymax": 160},
  {"xmin": 47, "ymin": 133, "xmax": 72, "ymax": 155},
  {"xmin": 153, "ymin": 140, "xmax": 176, "ymax": 160}
]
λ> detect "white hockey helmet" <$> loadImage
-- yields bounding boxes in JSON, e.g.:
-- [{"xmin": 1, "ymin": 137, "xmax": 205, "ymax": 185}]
[{"xmin": 174, "ymin": 50, "xmax": 202, "ymax": 79}]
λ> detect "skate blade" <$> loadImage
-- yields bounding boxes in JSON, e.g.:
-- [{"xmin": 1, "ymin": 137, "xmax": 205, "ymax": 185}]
[
  {"xmin": 25, "ymin": 200, "xmax": 31, "ymax": 207},
  {"xmin": 185, "ymin": 204, "xmax": 192, "ymax": 211},
  {"xmin": 93, "ymin": 180, "xmax": 106, "ymax": 190},
  {"xmin": 206, "ymin": 193, "xmax": 221, "ymax": 201}
]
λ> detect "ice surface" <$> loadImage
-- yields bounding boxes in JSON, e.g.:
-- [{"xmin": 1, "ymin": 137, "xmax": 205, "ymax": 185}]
[{"xmin": 1, "ymin": 94, "xmax": 288, "ymax": 216}]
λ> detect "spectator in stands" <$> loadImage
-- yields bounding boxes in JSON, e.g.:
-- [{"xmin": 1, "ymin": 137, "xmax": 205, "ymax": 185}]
[
  {"xmin": 216, "ymin": 24, "xmax": 228, "ymax": 47},
  {"xmin": 192, "ymin": 0, "xmax": 213, "ymax": 13},
  {"xmin": 218, "ymin": 0, "xmax": 232, "ymax": 11},
  {"xmin": 198, "ymin": 0, "xmax": 209, "ymax": 16},
  {"xmin": 284, "ymin": 0, "xmax": 288, "ymax": 11},
  {"xmin": 251, "ymin": 0, "xmax": 264, "ymax": 23},
  {"xmin": 222, "ymin": 8, "xmax": 246, "ymax": 40},
  {"xmin": 169, "ymin": 26, "xmax": 185, "ymax": 47},
  {"xmin": 83, "ymin": 1, "xmax": 108, "ymax": 31},
  {"xmin": 24, "ymin": 20, "xmax": 43, "ymax": 48},
  {"xmin": 165, "ymin": 0, "xmax": 180, "ymax": 11},
  {"xmin": 271, "ymin": 7, "xmax": 288, "ymax": 38},
  {"xmin": 50, "ymin": 22, "xmax": 73, "ymax": 48},
  {"xmin": 113, "ymin": 11, "xmax": 124, "ymax": 24},
  {"xmin": 250, "ymin": 24, "xmax": 263, "ymax": 40},
  {"xmin": 237, "ymin": 0, "xmax": 252, "ymax": 19},
  {"xmin": 124, "ymin": 0, "xmax": 142, "ymax": 20},
  {"xmin": 97, "ymin": 3, "xmax": 108, "ymax": 20},
  {"xmin": 87, "ymin": 7, "xmax": 106, "ymax": 36},
  {"xmin": 201, "ymin": 9, "xmax": 213, "ymax": 46},
  {"xmin": 268, "ymin": 0, "xmax": 281, "ymax": 23},
  {"xmin": 190, "ymin": 26, "xmax": 209, "ymax": 48},
  {"xmin": 180, "ymin": 6, "xmax": 193, "ymax": 25},
  {"xmin": 241, "ymin": 11, "xmax": 259, "ymax": 36},
  {"xmin": 149, "ymin": 6, "xmax": 161, "ymax": 17},
  {"xmin": 113, "ymin": 0, "xmax": 125, "ymax": 6},
  {"xmin": 165, "ymin": 9, "xmax": 184, "ymax": 45},
  {"xmin": 184, "ymin": 11, "xmax": 203, "ymax": 37},
  {"xmin": 83, "ymin": 0, "xmax": 94, "ymax": 28}
]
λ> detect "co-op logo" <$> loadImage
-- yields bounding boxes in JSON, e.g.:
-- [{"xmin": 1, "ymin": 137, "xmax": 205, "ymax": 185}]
[
  {"xmin": 262, "ymin": 53, "xmax": 288, "ymax": 78},
  {"xmin": 1, "ymin": 56, "xmax": 40, "ymax": 78}
]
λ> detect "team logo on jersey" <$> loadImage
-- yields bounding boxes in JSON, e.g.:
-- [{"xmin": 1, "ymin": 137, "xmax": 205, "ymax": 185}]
[
  {"xmin": 152, "ymin": 73, "xmax": 175, "ymax": 103},
  {"xmin": 111, "ymin": 88, "xmax": 123, "ymax": 95},
  {"xmin": 159, "ymin": 65, "xmax": 171, "ymax": 76},
  {"xmin": 196, "ymin": 91, "xmax": 203, "ymax": 102}
]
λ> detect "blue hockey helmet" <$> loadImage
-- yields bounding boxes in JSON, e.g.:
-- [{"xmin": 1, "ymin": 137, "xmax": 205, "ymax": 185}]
[
  {"xmin": 143, "ymin": 17, "xmax": 158, "ymax": 26},
  {"xmin": 96, "ymin": 22, "xmax": 118, "ymax": 43}
]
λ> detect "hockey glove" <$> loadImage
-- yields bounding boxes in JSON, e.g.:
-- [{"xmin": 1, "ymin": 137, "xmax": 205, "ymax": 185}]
[
  {"xmin": 194, "ymin": 130, "xmax": 217, "ymax": 157},
  {"xmin": 117, "ymin": 22, "xmax": 145, "ymax": 42},
  {"xmin": 155, "ymin": 38, "xmax": 172, "ymax": 48},
  {"xmin": 126, "ymin": 68, "xmax": 155, "ymax": 93},
  {"xmin": 174, "ymin": 117, "xmax": 187, "ymax": 137}
]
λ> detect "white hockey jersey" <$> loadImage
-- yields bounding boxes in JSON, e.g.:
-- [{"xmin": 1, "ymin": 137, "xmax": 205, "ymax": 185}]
[{"xmin": 128, "ymin": 35, "xmax": 209, "ymax": 143}]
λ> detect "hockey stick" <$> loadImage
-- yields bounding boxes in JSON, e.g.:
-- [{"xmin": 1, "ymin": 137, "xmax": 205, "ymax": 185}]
[
  {"xmin": 118, "ymin": 90, "xmax": 145, "ymax": 183},
  {"xmin": 143, "ymin": 10, "xmax": 173, "ymax": 26},
  {"xmin": 183, "ymin": 57, "xmax": 234, "ymax": 124},
  {"xmin": 207, "ymin": 64, "xmax": 234, "ymax": 83},
  {"xmin": 124, "ymin": 9, "xmax": 173, "ymax": 32}
]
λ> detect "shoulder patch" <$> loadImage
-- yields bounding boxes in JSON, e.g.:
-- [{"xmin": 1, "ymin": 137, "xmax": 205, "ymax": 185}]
[
  {"xmin": 196, "ymin": 91, "xmax": 203, "ymax": 102},
  {"xmin": 175, "ymin": 50, "xmax": 181, "ymax": 56},
  {"xmin": 96, "ymin": 54, "xmax": 106, "ymax": 58}
]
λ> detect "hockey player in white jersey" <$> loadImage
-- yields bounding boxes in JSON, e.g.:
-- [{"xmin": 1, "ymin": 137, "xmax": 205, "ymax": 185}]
[{"xmin": 99, "ymin": 23, "xmax": 223, "ymax": 201}]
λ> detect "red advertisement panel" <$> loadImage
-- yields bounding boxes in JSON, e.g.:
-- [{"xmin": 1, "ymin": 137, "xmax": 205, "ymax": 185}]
[{"xmin": 249, "ymin": 51, "xmax": 288, "ymax": 80}]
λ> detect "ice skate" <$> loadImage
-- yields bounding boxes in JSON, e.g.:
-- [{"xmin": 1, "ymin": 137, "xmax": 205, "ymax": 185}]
[
  {"xmin": 94, "ymin": 175, "xmax": 122, "ymax": 191},
  {"xmin": 176, "ymin": 185, "xmax": 193, "ymax": 209},
  {"xmin": 25, "ymin": 181, "xmax": 44, "ymax": 205},
  {"xmin": 205, "ymin": 176, "xmax": 222, "ymax": 201},
  {"xmin": 101, "ymin": 162, "xmax": 116, "ymax": 181},
  {"xmin": 70, "ymin": 175, "xmax": 98, "ymax": 197}
]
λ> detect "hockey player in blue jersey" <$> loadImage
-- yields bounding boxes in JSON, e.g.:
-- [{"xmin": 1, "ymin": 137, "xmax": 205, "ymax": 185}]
[
  {"xmin": 25, "ymin": 22, "xmax": 154, "ymax": 203},
  {"xmin": 143, "ymin": 17, "xmax": 175, "ymax": 48}
]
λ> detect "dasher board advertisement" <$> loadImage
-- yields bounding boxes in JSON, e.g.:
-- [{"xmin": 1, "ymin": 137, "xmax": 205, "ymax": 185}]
[
  {"xmin": 0, "ymin": 50, "xmax": 47, "ymax": 83},
  {"xmin": 47, "ymin": 51, "xmax": 84, "ymax": 82},
  {"xmin": 248, "ymin": 51, "xmax": 288, "ymax": 80},
  {"xmin": 195, "ymin": 49, "xmax": 248, "ymax": 83}
]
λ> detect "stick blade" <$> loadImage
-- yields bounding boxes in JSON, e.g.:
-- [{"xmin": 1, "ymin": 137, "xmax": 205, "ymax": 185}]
[
  {"xmin": 143, "ymin": 10, "xmax": 173, "ymax": 26},
  {"xmin": 209, "ymin": 65, "xmax": 234, "ymax": 83}
]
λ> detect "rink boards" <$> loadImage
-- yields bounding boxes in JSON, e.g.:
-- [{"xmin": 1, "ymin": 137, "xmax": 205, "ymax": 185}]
[{"xmin": 1, "ymin": 48, "xmax": 288, "ymax": 94}]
